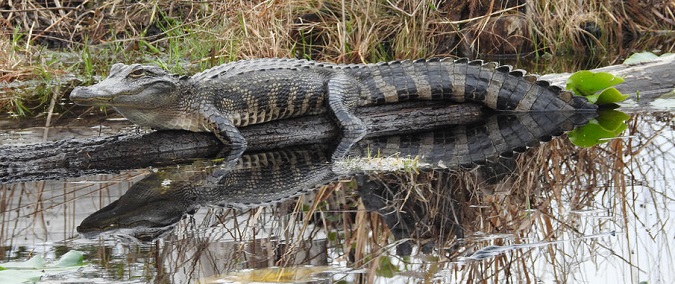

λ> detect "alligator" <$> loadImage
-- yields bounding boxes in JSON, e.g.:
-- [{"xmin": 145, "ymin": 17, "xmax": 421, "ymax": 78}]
[
  {"xmin": 77, "ymin": 144, "xmax": 335, "ymax": 241},
  {"xmin": 77, "ymin": 111, "xmax": 596, "ymax": 241},
  {"xmin": 69, "ymin": 58, "xmax": 597, "ymax": 160}
]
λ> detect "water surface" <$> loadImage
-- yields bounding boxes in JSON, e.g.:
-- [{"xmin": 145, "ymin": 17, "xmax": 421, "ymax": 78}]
[{"xmin": 1, "ymin": 104, "xmax": 673, "ymax": 283}]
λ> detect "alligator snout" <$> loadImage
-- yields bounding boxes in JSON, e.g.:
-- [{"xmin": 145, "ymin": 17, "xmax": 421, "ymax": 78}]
[{"xmin": 69, "ymin": 85, "xmax": 114, "ymax": 106}]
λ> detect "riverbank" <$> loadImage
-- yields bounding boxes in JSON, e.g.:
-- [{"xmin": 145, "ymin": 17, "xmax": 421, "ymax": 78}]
[{"xmin": 1, "ymin": 0, "xmax": 673, "ymax": 116}]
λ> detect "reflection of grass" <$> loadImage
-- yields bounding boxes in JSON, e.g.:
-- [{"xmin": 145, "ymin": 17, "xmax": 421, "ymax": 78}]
[
  {"xmin": 0, "ymin": 170, "xmax": 149, "ymax": 279},
  {"xmin": 1, "ymin": 113, "xmax": 673, "ymax": 282}
]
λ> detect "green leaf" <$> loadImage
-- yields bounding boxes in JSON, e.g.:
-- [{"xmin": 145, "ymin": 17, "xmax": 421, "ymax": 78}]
[
  {"xmin": 595, "ymin": 87, "xmax": 630, "ymax": 105},
  {"xmin": 0, "ymin": 255, "xmax": 46, "ymax": 270},
  {"xmin": 0, "ymin": 269, "xmax": 44, "ymax": 284},
  {"xmin": 623, "ymin": 51, "xmax": 659, "ymax": 64},
  {"xmin": 0, "ymin": 251, "xmax": 85, "ymax": 284},
  {"xmin": 566, "ymin": 71, "xmax": 625, "ymax": 97},
  {"xmin": 594, "ymin": 109, "xmax": 630, "ymax": 131},
  {"xmin": 568, "ymin": 110, "xmax": 630, "ymax": 147},
  {"xmin": 583, "ymin": 92, "xmax": 601, "ymax": 104},
  {"xmin": 0, "ymin": 256, "xmax": 47, "ymax": 284},
  {"xmin": 52, "ymin": 250, "xmax": 84, "ymax": 268},
  {"xmin": 568, "ymin": 123, "xmax": 613, "ymax": 147},
  {"xmin": 375, "ymin": 256, "xmax": 400, "ymax": 278}
]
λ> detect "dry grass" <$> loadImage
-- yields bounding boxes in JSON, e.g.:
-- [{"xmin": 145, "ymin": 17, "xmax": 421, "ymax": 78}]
[
  {"xmin": 0, "ymin": 0, "xmax": 673, "ymax": 115},
  {"xmin": 183, "ymin": 110, "xmax": 670, "ymax": 282},
  {"xmin": 0, "ymin": 0, "xmax": 671, "ymax": 71},
  {"xmin": 528, "ymin": 0, "xmax": 675, "ymax": 54}
]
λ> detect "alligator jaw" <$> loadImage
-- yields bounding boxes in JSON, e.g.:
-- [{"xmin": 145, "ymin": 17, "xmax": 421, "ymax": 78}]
[
  {"xmin": 77, "ymin": 198, "xmax": 188, "ymax": 240},
  {"xmin": 70, "ymin": 85, "xmax": 115, "ymax": 106},
  {"xmin": 70, "ymin": 85, "xmax": 169, "ymax": 109},
  {"xmin": 77, "ymin": 223, "xmax": 178, "ymax": 242}
]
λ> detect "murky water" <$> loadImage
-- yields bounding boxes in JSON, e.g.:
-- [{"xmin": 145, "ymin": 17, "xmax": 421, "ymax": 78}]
[{"xmin": 1, "ymin": 104, "xmax": 673, "ymax": 283}]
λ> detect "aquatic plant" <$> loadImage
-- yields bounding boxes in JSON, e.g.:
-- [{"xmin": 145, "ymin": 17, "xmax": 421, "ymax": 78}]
[
  {"xmin": 0, "ymin": 250, "xmax": 84, "ymax": 283},
  {"xmin": 567, "ymin": 109, "xmax": 630, "ymax": 147},
  {"xmin": 565, "ymin": 70, "xmax": 630, "ymax": 147},
  {"xmin": 566, "ymin": 70, "xmax": 628, "ymax": 105}
]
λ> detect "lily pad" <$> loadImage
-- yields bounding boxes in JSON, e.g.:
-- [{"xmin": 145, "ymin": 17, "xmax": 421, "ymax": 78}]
[
  {"xmin": 568, "ymin": 109, "xmax": 630, "ymax": 147},
  {"xmin": 594, "ymin": 87, "xmax": 630, "ymax": 105},
  {"xmin": 566, "ymin": 70, "xmax": 625, "ymax": 99},
  {"xmin": 0, "ymin": 251, "xmax": 85, "ymax": 284},
  {"xmin": 0, "ymin": 255, "xmax": 46, "ymax": 270},
  {"xmin": 595, "ymin": 108, "xmax": 631, "ymax": 131},
  {"xmin": 623, "ymin": 51, "xmax": 659, "ymax": 64},
  {"xmin": 52, "ymin": 251, "xmax": 84, "ymax": 268},
  {"xmin": 0, "ymin": 269, "xmax": 44, "ymax": 284}
]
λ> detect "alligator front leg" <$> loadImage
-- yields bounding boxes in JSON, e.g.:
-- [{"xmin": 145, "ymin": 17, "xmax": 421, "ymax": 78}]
[
  {"xmin": 327, "ymin": 73, "xmax": 367, "ymax": 161},
  {"xmin": 201, "ymin": 108, "xmax": 248, "ymax": 164}
]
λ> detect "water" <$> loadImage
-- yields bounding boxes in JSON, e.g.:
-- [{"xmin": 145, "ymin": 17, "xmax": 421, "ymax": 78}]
[{"xmin": 1, "ymin": 96, "xmax": 674, "ymax": 283}]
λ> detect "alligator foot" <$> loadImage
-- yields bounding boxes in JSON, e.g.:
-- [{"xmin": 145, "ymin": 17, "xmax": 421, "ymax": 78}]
[
  {"xmin": 330, "ymin": 132, "xmax": 367, "ymax": 162},
  {"xmin": 216, "ymin": 144, "xmax": 247, "ymax": 169}
]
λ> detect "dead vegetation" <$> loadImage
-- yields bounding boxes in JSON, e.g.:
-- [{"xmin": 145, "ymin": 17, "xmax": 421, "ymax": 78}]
[
  {"xmin": 0, "ymin": 0, "xmax": 673, "ymax": 114},
  {"xmin": 299, "ymin": 112, "xmax": 671, "ymax": 282}
]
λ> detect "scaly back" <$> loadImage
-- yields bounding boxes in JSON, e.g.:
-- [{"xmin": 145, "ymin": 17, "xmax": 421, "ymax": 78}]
[
  {"xmin": 340, "ymin": 58, "xmax": 596, "ymax": 111},
  {"xmin": 191, "ymin": 57, "xmax": 594, "ymax": 112}
]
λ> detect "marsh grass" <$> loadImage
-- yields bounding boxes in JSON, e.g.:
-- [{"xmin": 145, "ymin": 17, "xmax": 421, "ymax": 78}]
[
  {"xmin": 528, "ymin": 1, "xmax": 674, "ymax": 55},
  {"xmin": 269, "ymin": 111, "xmax": 669, "ymax": 282},
  {"xmin": 0, "ymin": 0, "xmax": 673, "ymax": 115}
]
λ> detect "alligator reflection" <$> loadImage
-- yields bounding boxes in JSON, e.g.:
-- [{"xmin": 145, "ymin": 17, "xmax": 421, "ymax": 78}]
[{"xmin": 77, "ymin": 111, "xmax": 595, "ymax": 243}]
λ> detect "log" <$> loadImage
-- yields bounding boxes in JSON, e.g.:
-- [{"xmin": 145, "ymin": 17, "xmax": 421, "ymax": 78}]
[
  {"xmin": 0, "ymin": 102, "xmax": 486, "ymax": 184},
  {"xmin": 540, "ymin": 54, "xmax": 675, "ymax": 106}
]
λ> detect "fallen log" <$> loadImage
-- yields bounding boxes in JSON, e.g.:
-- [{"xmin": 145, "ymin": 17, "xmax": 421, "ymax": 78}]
[
  {"xmin": 0, "ymin": 102, "xmax": 485, "ymax": 184},
  {"xmin": 540, "ymin": 53, "xmax": 675, "ymax": 106}
]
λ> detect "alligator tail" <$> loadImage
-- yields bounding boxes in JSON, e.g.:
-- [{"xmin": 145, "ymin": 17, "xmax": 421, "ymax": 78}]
[
  {"xmin": 351, "ymin": 58, "xmax": 596, "ymax": 111},
  {"xmin": 356, "ymin": 111, "xmax": 597, "ymax": 168}
]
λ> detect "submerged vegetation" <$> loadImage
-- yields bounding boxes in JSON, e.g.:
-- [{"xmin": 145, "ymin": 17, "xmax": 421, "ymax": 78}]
[{"xmin": 0, "ymin": 0, "xmax": 673, "ymax": 115}]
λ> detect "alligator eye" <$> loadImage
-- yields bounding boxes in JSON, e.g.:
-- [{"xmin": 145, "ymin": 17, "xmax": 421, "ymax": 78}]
[{"xmin": 128, "ymin": 69, "xmax": 147, "ymax": 79}]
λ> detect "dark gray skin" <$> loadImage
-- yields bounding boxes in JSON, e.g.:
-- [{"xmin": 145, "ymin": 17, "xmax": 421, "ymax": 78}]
[{"xmin": 70, "ymin": 58, "xmax": 597, "ymax": 160}]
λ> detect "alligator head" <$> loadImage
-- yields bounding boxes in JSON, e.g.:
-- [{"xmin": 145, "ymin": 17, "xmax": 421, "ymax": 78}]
[
  {"xmin": 70, "ymin": 64, "xmax": 192, "ymax": 130},
  {"xmin": 77, "ymin": 170, "xmax": 198, "ymax": 242},
  {"xmin": 70, "ymin": 63, "xmax": 185, "ymax": 107},
  {"xmin": 77, "ymin": 198, "xmax": 186, "ymax": 242},
  {"xmin": 77, "ymin": 146, "xmax": 336, "ymax": 241}
]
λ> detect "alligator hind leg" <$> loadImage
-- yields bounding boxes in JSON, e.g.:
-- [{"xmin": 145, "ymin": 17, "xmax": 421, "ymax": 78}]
[{"xmin": 327, "ymin": 74, "xmax": 367, "ymax": 161}]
